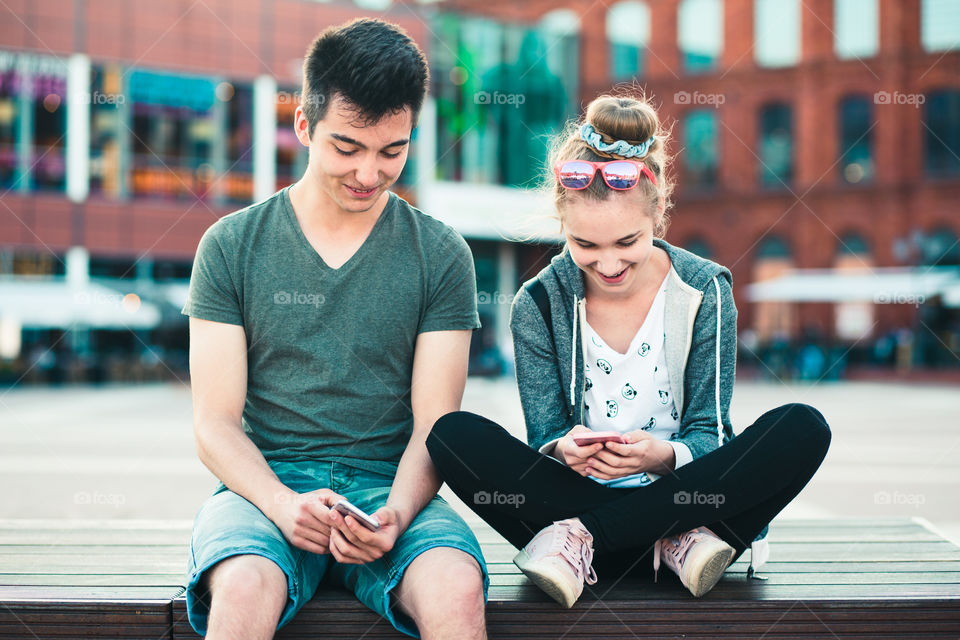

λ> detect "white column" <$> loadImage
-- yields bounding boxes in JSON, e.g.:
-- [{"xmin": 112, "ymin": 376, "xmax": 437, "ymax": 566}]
[
  {"xmin": 252, "ymin": 74, "xmax": 277, "ymax": 202},
  {"xmin": 66, "ymin": 53, "xmax": 91, "ymax": 203},
  {"xmin": 65, "ymin": 246, "xmax": 90, "ymax": 288},
  {"xmin": 415, "ymin": 96, "xmax": 437, "ymax": 202}
]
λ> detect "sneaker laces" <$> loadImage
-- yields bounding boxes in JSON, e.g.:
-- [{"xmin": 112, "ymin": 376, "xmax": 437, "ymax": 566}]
[
  {"xmin": 552, "ymin": 520, "xmax": 599, "ymax": 586},
  {"xmin": 653, "ymin": 527, "xmax": 713, "ymax": 582}
]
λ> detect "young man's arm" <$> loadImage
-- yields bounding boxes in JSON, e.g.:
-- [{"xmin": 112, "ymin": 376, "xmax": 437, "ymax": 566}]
[
  {"xmin": 327, "ymin": 328, "xmax": 472, "ymax": 563},
  {"xmin": 190, "ymin": 316, "xmax": 342, "ymax": 554}
]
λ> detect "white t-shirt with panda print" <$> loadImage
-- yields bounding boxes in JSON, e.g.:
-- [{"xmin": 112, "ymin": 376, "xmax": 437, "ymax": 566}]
[{"xmin": 582, "ymin": 266, "xmax": 693, "ymax": 488}]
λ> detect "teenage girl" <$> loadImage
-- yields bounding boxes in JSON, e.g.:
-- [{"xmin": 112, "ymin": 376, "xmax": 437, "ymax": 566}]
[{"xmin": 426, "ymin": 94, "xmax": 830, "ymax": 607}]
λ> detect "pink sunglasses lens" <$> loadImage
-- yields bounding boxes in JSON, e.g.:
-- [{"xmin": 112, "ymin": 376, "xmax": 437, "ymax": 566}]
[
  {"xmin": 558, "ymin": 161, "xmax": 595, "ymax": 189},
  {"xmin": 602, "ymin": 162, "xmax": 641, "ymax": 189}
]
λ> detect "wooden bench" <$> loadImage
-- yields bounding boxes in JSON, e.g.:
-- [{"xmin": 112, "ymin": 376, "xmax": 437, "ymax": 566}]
[{"xmin": 2, "ymin": 518, "xmax": 959, "ymax": 638}]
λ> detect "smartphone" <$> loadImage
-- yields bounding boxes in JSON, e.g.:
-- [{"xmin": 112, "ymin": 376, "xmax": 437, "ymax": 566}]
[
  {"xmin": 572, "ymin": 431, "xmax": 627, "ymax": 446},
  {"xmin": 333, "ymin": 499, "xmax": 381, "ymax": 532}
]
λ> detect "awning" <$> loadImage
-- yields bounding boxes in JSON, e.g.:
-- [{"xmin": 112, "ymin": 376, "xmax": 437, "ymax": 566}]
[
  {"xmin": 745, "ymin": 267, "xmax": 960, "ymax": 305},
  {"xmin": 0, "ymin": 277, "xmax": 162, "ymax": 329}
]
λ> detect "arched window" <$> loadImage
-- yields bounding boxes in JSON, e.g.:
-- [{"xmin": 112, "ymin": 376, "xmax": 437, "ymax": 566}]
[
  {"xmin": 755, "ymin": 0, "xmax": 800, "ymax": 68},
  {"xmin": 685, "ymin": 237, "xmax": 714, "ymax": 259},
  {"xmin": 921, "ymin": 0, "xmax": 960, "ymax": 52},
  {"xmin": 834, "ymin": 0, "xmax": 878, "ymax": 59},
  {"xmin": 606, "ymin": 1, "xmax": 650, "ymax": 80},
  {"xmin": 758, "ymin": 103, "xmax": 794, "ymax": 187},
  {"xmin": 683, "ymin": 109, "xmax": 718, "ymax": 188},
  {"xmin": 838, "ymin": 96, "xmax": 874, "ymax": 183},
  {"xmin": 678, "ymin": 0, "xmax": 723, "ymax": 73},
  {"xmin": 924, "ymin": 90, "xmax": 960, "ymax": 176}
]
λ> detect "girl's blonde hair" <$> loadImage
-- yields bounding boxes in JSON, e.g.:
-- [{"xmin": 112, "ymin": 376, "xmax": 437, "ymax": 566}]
[{"xmin": 547, "ymin": 92, "xmax": 675, "ymax": 236}]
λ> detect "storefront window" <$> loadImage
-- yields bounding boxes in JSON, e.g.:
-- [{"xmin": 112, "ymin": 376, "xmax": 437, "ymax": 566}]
[
  {"xmin": 31, "ymin": 60, "xmax": 67, "ymax": 191},
  {"xmin": 89, "ymin": 64, "xmax": 125, "ymax": 197},
  {"xmin": 223, "ymin": 81, "xmax": 254, "ymax": 204},
  {"xmin": 129, "ymin": 69, "xmax": 217, "ymax": 200},
  {"xmin": 0, "ymin": 55, "xmax": 17, "ymax": 190}
]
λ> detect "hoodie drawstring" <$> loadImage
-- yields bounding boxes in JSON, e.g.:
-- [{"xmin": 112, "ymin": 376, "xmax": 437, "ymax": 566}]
[{"xmin": 570, "ymin": 295, "xmax": 579, "ymax": 414}]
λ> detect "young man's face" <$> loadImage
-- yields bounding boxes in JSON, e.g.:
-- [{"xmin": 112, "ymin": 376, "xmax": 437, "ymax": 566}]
[{"xmin": 295, "ymin": 94, "xmax": 413, "ymax": 214}]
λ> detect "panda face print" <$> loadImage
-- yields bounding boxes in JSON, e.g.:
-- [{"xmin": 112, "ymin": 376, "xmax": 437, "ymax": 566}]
[
  {"xmin": 658, "ymin": 389, "xmax": 670, "ymax": 405},
  {"xmin": 638, "ymin": 343, "xmax": 651, "ymax": 357},
  {"xmin": 621, "ymin": 383, "xmax": 637, "ymax": 400},
  {"xmin": 605, "ymin": 400, "xmax": 619, "ymax": 418},
  {"xmin": 669, "ymin": 431, "xmax": 679, "ymax": 441},
  {"xmin": 671, "ymin": 405, "xmax": 679, "ymax": 421},
  {"xmin": 585, "ymin": 377, "xmax": 593, "ymax": 391},
  {"xmin": 591, "ymin": 335, "xmax": 604, "ymax": 347},
  {"xmin": 596, "ymin": 359, "xmax": 612, "ymax": 374},
  {"xmin": 642, "ymin": 417, "xmax": 656, "ymax": 431}
]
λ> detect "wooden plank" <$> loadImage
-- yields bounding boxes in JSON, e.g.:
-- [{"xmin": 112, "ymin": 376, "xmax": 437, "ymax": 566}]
[{"xmin": 0, "ymin": 574, "xmax": 187, "ymax": 587}]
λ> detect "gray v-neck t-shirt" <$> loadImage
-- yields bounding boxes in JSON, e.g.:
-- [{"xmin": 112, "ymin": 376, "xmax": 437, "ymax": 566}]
[{"xmin": 182, "ymin": 187, "xmax": 480, "ymax": 476}]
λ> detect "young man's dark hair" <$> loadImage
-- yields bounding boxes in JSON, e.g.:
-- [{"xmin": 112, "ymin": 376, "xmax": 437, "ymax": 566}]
[{"xmin": 301, "ymin": 18, "xmax": 429, "ymax": 135}]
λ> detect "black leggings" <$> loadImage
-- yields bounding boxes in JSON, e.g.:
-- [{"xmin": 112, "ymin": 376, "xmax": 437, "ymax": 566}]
[{"xmin": 426, "ymin": 403, "xmax": 830, "ymax": 580}]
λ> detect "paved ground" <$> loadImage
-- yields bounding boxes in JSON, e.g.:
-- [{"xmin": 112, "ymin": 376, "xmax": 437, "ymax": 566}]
[{"xmin": 1, "ymin": 378, "xmax": 958, "ymax": 544}]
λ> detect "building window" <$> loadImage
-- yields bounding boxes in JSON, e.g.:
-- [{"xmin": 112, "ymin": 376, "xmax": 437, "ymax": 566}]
[
  {"xmin": 30, "ymin": 58, "xmax": 68, "ymax": 192},
  {"xmin": 922, "ymin": 228, "xmax": 960, "ymax": 266},
  {"xmin": 0, "ymin": 56, "xmax": 17, "ymax": 190},
  {"xmin": 433, "ymin": 13, "xmax": 576, "ymax": 187},
  {"xmin": 607, "ymin": 1, "xmax": 650, "ymax": 80},
  {"xmin": 129, "ymin": 69, "xmax": 217, "ymax": 200},
  {"xmin": 838, "ymin": 96, "xmax": 874, "ymax": 184},
  {"xmin": 835, "ymin": 0, "xmax": 878, "ymax": 59},
  {"xmin": 924, "ymin": 90, "xmax": 960, "ymax": 176},
  {"xmin": 755, "ymin": 0, "xmax": 800, "ymax": 68},
  {"xmin": 759, "ymin": 103, "xmax": 793, "ymax": 187},
  {"xmin": 921, "ymin": 0, "xmax": 960, "ymax": 53},
  {"xmin": 683, "ymin": 109, "xmax": 718, "ymax": 188},
  {"xmin": 837, "ymin": 232, "xmax": 871, "ymax": 256},
  {"xmin": 678, "ymin": 0, "xmax": 723, "ymax": 73},
  {"xmin": 89, "ymin": 64, "xmax": 125, "ymax": 197},
  {"xmin": 685, "ymin": 237, "xmax": 713, "ymax": 259},
  {"xmin": 223, "ymin": 82, "xmax": 253, "ymax": 204}
]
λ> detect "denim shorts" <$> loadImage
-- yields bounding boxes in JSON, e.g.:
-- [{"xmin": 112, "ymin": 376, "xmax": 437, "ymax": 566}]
[{"xmin": 185, "ymin": 459, "xmax": 488, "ymax": 638}]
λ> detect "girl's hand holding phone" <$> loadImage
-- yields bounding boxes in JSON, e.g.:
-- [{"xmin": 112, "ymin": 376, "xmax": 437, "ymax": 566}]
[
  {"xmin": 586, "ymin": 430, "xmax": 677, "ymax": 479},
  {"xmin": 557, "ymin": 425, "xmax": 606, "ymax": 476}
]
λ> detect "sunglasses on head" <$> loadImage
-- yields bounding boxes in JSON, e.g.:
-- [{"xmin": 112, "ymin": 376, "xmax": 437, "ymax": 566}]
[{"xmin": 555, "ymin": 159, "xmax": 657, "ymax": 191}]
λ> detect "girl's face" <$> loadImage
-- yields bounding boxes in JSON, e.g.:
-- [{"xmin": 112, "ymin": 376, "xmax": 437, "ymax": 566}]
[{"xmin": 560, "ymin": 190, "xmax": 661, "ymax": 297}]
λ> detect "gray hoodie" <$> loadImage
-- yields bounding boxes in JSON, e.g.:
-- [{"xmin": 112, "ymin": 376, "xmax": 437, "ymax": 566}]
[{"xmin": 509, "ymin": 237, "xmax": 769, "ymax": 568}]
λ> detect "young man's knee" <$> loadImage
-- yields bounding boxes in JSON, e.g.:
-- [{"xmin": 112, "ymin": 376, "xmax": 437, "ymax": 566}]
[
  {"xmin": 400, "ymin": 549, "xmax": 485, "ymax": 621},
  {"xmin": 207, "ymin": 554, "xmax": 288, "ymax": 609}
]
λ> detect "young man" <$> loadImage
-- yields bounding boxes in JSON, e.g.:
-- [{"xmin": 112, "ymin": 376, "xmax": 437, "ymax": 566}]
[{"xmin": 182, "ymin": 19, "xmax": 488, "ymax": 640}]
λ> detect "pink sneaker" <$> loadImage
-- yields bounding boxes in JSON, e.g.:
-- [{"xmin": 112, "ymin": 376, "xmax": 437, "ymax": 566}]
[
  {"xmin": 654, "ymin": 526, "xmax": 736, "ymax": 597},
  {"xmin": 513, "ymin": 518, "xmax": 598, "ymax": 608}
]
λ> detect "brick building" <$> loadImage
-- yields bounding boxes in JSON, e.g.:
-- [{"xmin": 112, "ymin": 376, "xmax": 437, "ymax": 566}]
[{"xmin": 0, "ymin": 0, "xmax": 958, "ymax": 383}]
